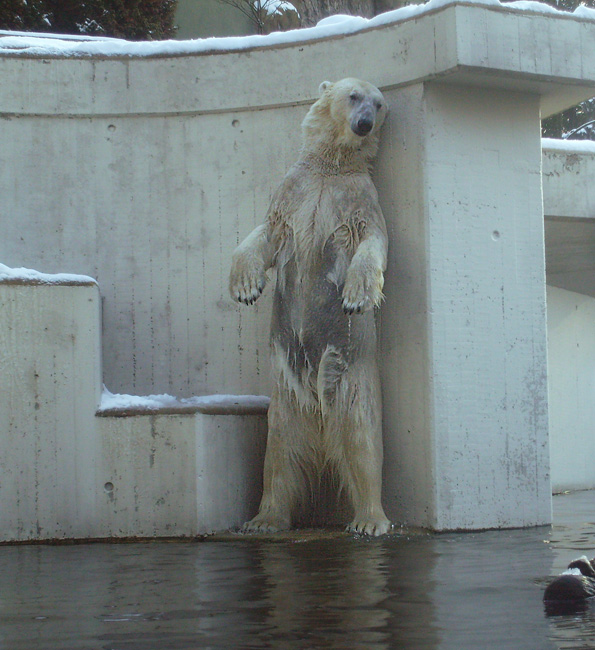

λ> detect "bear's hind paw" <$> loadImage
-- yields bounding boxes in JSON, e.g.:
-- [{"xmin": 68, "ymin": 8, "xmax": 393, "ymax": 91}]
[
  {"xmin": 242, "ymin": 514, "xmax": 290, "ymax": 534},
  {"xmin": 348, "ymin": 517, "xmax": 392, "ymax": 537}
]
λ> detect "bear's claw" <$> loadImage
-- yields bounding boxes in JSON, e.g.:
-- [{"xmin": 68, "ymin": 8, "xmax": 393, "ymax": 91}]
[
  {"xmin": 341, "ymin": 263, "xmax": 383, "ymax": 314},
  {"xmin": 230, "ymin": 271, "xmax": 267, "ymax": 305},
  {"xmin": 342, "ymin": 297, "xmax": 367, "ymax": 314}
]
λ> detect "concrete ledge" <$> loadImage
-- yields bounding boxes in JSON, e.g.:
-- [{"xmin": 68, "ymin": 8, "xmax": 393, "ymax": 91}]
[
  {"xmin": 97, "ymin": 410, "xmax": 267, "ymax": 538},
  {"xmin": 0, "ymin": 281, "xmax": 102, "ymax": 541}
]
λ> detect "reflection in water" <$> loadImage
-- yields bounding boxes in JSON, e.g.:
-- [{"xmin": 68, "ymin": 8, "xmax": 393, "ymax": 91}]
[
  {"xmin": 255, "ymin": 540, "xmax": 392, "ymax": 649},
  {"xmin": 0, "ymin": 491, "xmax": 594, "ymax": 650},
  {"xmin": 251, "ymin": 537, "xmax": 437, "ymax": 650}
]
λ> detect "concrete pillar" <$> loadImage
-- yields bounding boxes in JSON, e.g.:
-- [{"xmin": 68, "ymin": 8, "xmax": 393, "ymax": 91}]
[{"xmin": 379, "ymin": 83, "xmax": 551, "ymax": 530}]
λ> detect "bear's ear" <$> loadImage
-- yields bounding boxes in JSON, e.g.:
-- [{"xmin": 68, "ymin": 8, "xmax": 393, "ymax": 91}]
[{"xmin": 318, "ymin": 80, "xmax": 332, "ymax": 95}]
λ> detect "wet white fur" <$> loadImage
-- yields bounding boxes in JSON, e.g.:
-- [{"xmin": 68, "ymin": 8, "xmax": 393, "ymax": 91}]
[{"xmin": 229, "ymin": 78, "xmax": 390, "ymax": 536}]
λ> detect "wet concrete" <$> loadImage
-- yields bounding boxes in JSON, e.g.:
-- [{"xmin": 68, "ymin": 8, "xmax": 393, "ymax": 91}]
[{"xmin": 0, "ymin": 491, "xmax": 594, "ymax": 650}]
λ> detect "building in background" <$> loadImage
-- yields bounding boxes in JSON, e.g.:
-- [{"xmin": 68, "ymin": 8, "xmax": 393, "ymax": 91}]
[{"xmin": 174, "ymin": 0, "xmax": 256, "ymax": 38}]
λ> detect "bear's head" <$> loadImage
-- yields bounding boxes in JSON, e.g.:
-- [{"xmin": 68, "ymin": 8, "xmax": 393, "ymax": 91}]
[
  {"xmin": 301, "ymin": 78, "xmax": 387, "ymax": 167},
  {"xmin": 319, "ymin": 78, "xmax": 387, "ymax": 139}
]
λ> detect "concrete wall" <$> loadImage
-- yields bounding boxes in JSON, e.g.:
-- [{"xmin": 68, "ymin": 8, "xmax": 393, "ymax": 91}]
[
  {"xmin": 2, "ymin": 3, "xmax": 595, "ymax": 534},
  {"xmin": 542, "ymin": 144, "xmax": 595, "ymax": 493},
  {"xmin": 1, "ymin": 3, "xmax": 594, "ymax": 405},
  {"xmin": 1, "ymin": 5, "xmax": 593, "ymax": 395},
  {"xmin": 547, "ymin": 288, "xmax": 595, "ymax": 493}
]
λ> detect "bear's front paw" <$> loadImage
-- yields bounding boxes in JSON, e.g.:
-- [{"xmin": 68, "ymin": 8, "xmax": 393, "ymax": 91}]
[
  {"xmin": 342, "ymin": 264, "xmax": 384, "ymax": 314},
  {"xmin": 229, "ymin": 259, "xmax": 267, "ymax": 305}
]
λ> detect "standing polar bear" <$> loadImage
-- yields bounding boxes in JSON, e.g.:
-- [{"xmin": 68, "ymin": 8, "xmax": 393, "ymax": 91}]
[{"xmin": 229, "ymin": 78, "xmax": 390, "ymax": 536}]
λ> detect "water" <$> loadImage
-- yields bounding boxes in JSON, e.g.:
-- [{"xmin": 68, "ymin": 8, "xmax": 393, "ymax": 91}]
[{"xmin": 0, "ymin": 491, "xmax": 594, "ymax": 650}]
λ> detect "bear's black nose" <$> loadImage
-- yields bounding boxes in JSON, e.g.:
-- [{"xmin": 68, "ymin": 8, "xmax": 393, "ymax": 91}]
[{"xmin": 354, "ymin": 117, "xmax": 373, "ymax": 136}]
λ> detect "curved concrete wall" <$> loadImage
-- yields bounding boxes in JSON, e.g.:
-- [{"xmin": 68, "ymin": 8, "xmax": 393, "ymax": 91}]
[{"xmin": 1, "ymin": 3, "xmax": 594, "ymax": 399}]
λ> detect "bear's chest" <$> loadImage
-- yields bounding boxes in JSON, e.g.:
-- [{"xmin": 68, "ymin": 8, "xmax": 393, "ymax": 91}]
[{"xmin": 286, "ymin": 180, "xmax": 363, "ymax": 262}]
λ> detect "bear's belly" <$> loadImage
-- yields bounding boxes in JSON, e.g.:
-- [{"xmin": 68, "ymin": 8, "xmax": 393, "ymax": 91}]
[{"xmin": 270, "ymin": 247, "xmax": 376, "ymax": 383}]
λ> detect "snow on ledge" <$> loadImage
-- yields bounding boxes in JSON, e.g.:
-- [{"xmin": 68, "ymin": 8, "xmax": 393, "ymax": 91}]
[
  {"xmin": 0, "ymin": 0, "xmax": 594, "ymax": 58},
  {"xmin": 98, "ymin": 388, "xmax": 270, "ymax": 416},
  {"xmin": 542, "ymin": 138, "xmax": 595, "ymax": 154},
  {"xmin": 0, "ymin": 263, "xmax": 97, "ymax": 286}
]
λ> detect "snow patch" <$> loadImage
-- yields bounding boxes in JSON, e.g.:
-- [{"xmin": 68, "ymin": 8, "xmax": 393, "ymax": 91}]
[
  {"xmin": 316, "ymin": 13, "xmax": 368, "ymax": 29},
  {"xmin": 0, "ymin": 0, "xmax": 593, "ymax": 58},
  {"xmin": 562, "ymin": 568, "xmax": 584, "ymax": 576},
  {"xmin": 265, "ymin": 0, "xmax": 298, "ymax": 15},
  {"xmin": 0, "ymin": 262, "xmax": 97, "ymax": 285},
  {"xmin": 99, "ymin": 387, "xmax": 270, "ymax": 413}
]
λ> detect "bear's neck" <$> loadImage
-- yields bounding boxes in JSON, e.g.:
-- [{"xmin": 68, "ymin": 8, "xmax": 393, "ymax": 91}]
[
  {"xmin": 299, "ymin": 142, "xmax": 373, "ymax": 175},
  {"xmin": 298, "ymin": 120, "xmax": 378, "ymax": 175}
]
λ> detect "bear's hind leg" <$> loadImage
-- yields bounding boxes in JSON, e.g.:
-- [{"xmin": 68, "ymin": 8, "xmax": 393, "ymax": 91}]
[
  {"xmin": 244, "ymin": 383, "xmax": 319, "ymax": 533},
  {"xmin": 320, "ymin": 353, "xmax": 391, "ymax": 536}
]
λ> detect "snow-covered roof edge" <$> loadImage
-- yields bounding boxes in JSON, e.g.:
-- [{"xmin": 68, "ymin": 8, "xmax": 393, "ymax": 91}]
[
  {"xmin": 0, "ymin": 263, "xmax": 97, "ymax": 286},
  {"xmin": 542, "ymin": 138, "xmax": 595, "ymax": 153},
  {"xmin": 1, "ymin": 0, "xmax": 594, "ymax": 59}
]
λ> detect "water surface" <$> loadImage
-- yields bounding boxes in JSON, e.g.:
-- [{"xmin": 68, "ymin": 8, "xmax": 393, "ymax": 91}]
[{"xmin": 1, "ymin": 491, "xmax": 594, "ymax": 649}]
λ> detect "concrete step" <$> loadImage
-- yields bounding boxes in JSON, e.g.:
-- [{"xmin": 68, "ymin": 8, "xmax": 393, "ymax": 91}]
[{"xmin": 0, "ymin": 271, "xmax": 268, "ymax": 543}]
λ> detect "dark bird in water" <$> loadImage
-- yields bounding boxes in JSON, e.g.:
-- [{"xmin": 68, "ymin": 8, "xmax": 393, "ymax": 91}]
[{"xmin": 544, "ymin": 555, "xmax": 595, "ymax": 614}]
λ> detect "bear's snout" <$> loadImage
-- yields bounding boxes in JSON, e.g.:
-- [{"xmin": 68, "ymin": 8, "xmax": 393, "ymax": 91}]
[{"xmin": 353, "ymin": 116, "xmax": 374, "ymax": 136}]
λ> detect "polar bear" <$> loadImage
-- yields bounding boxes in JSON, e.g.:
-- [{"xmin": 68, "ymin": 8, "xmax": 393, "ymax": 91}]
[{"xmin": 229, "ymin": 78, "xmax": 390, "ymax": 536}]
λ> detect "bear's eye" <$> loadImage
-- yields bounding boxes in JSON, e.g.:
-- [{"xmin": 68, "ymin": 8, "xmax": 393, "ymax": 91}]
[
  {"xmin": 349, "ymin": 92, "xmax": 361, "ymax": 103},
  {"xmin": 375, "ymin": 100, "xmax": 383, "ymax": 110}
]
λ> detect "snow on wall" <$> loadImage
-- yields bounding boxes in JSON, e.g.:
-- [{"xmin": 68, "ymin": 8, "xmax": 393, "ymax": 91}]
[
  {"xmin": 0, "ymin": 262, "xmax": 96, "ymax": 285},
  {"xmin": 0, "ymin": 0, "xmax": 593, "ymax": 58},
  {"xmin": 542, "ymin": 138, "xmax": 595, "ymax": 153},
  {"xmin": 99, "ymin": 388, "xmax": 270, "ymax": 414}
]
